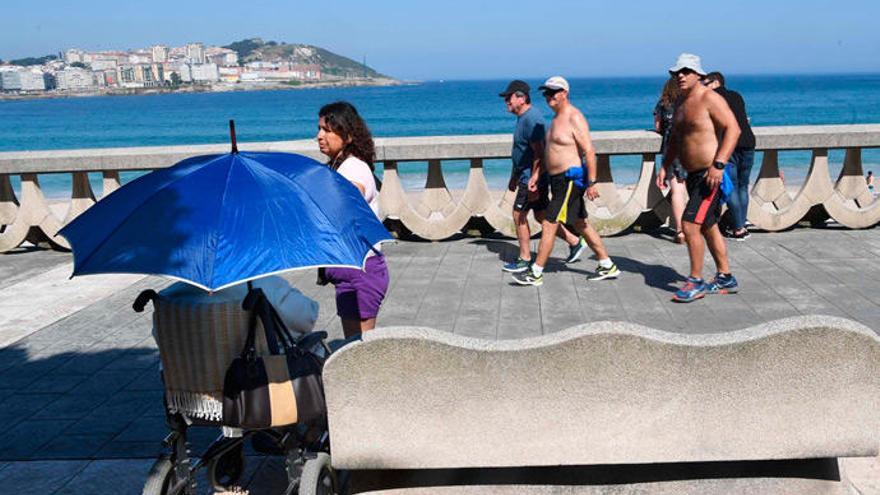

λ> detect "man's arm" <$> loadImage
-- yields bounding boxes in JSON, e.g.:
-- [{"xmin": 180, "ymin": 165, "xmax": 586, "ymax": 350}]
[
  {"xmin": 527, "ymin": 139, "xmax": 544, "ymax": 191},
  {"xmin": 571, "ymin": 111, "xmax": 599, "ymax": 200},
  {"xmin": 703, "ymin": 91, "xmax": 741, "ymax": 188},
  {"xmin": 657, "ymin": 128, "xmax": 678, "ymax": 189},
  {"xmin": 706, "ymin": 91, "xmax": 740, "ymax": 164}
]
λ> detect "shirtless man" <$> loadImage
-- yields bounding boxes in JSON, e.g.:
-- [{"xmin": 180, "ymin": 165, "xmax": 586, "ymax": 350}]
[
  {"xmin": 498, "ymin": 79, "xmax": 587, "ymax": 274},
  {"xmin": 657, "ymin": 54, "xmax": 741, "ymax": 302},
  {"xmin": 512, "ymin": 76, "xmax": 619, "ymax": 286}
]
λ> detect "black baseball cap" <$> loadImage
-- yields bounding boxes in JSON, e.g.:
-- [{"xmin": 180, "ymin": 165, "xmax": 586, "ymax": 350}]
[{"xmin": 499, "ymin": 80, "xmax": 530, "ymax": 97}]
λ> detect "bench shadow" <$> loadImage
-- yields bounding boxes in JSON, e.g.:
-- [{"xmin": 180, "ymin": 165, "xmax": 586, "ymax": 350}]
[{"xmin": 350, "ymin": 458, "xmax": 841, "ymax": 493}]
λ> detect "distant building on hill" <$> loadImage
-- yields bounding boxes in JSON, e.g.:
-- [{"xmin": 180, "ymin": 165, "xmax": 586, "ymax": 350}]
[
  {"xmin": 64, "ymin": 49, "xmax": 86, "ymax": 64},
  {"xmin": 185, "ymin": 43, "xmax": 206, "ymax": 64},
  {"xmin": 206, "ymin": 47, "xmax": 238, "ymax": 67},
  {"xmin": 0, "ymin": 68, "xmax": 49, "ymax": 92},
  {"xmin": 151, "ymin": 45, "xmax": 169, "ymax": 63},
  {"xmin": 190, "ymin": 63, "xmax": 219, "ymax": 82},
  {"xmin": 55, "ymin": 67, "xmax": 96, "ymax": 91}
]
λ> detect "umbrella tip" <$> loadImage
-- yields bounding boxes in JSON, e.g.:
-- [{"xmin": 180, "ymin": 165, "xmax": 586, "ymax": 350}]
[{"xmin": 229, "ymin": 119, "xmax": 238, "ymax": 154}]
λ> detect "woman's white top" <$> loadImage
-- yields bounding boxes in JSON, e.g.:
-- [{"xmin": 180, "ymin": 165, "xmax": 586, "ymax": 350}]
[{"xmin": 336, "ymin": 156, "xmax": 380, "ymax": 218}]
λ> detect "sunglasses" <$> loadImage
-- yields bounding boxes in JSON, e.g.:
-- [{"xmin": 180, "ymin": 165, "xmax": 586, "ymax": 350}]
[
  {"xmin": 542, "ymin": 89, "xmax": 561, "ymax": 98},
  {"xmin": 672, "ymin": 68, "xmax": 697, "ymax": 76}
]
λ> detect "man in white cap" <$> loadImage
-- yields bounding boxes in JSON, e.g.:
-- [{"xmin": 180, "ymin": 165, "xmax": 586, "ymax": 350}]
[
  {"xmin": 658, "ymin": 53, "xmax": 741, "ymax": 302},
  {"xmin": 512, "ymin": 76, "xmax": 619, "ymax": 286},
  {"xmin": 498, "ymin": 79, "xmax": 587, "ymax": 274}
]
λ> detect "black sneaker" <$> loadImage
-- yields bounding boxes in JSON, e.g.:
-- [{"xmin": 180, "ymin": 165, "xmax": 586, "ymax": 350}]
[
  {"xmin": 731, "ymin": 229, "xmax": 751, "ymax": 242},
  {"xmin": 512, "ymin": 268, "xmax": 543, "ymax": 286},
  {"xmin": 565, "ymin": 237, "xmax": 587, "ymax": 263}
]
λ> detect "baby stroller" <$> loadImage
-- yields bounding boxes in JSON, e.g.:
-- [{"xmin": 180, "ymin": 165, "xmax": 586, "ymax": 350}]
[{"xmin": 134, "ymin": 279, "xmax": 343, "ymax": 495}]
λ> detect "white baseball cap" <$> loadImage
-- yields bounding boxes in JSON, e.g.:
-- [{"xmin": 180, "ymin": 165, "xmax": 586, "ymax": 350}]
[
  {"xmin": 538, "ymin": 76, "xmax": 570, "ymax": 92},
  {"xmin": 668, "ymin": 53, "xmax": 706, "ymax": 76}
]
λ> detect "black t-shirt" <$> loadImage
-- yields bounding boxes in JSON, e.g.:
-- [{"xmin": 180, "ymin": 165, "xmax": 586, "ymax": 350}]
[{"xmin": 716, "ymin": 87, "xmax": 756, "ymax": 149}]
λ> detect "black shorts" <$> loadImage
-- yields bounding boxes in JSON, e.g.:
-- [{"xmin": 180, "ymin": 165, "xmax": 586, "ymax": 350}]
[
  {"xmin": 683, "ymin": 169, "xmax": 722, "ymax": 227},
  {"xmin": 545, "ymin": 170, "xmax": 587, "ymax": 223},
  {"xmin": 513, "ymin": 180, "xmax": 549, "ymax": 212}
]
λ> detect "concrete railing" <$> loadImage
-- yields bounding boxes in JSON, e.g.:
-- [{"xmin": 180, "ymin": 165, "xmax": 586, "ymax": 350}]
[{"xmin": 0, "ymin": 124, "xmax": 878, "ymax": 252}]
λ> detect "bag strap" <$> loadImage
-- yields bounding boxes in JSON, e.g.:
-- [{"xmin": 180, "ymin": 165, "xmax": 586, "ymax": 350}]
[{"xmin": 242, "ymin": 288, "xmax": 283, "ymax": 356}]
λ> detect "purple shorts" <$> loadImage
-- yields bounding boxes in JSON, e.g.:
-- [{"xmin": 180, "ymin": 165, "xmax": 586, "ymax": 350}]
[{"xmin": 324, "ymin": 255, "xmax": 389, "ymax": 320}]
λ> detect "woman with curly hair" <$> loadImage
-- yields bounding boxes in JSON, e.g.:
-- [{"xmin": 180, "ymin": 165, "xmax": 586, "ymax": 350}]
[{"xmin": 316, "ymin": 101, "xmax": 389, "ymax": 337}]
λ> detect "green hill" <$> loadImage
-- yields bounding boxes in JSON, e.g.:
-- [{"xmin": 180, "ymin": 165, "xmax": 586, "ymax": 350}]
[{"xmin": 223, "ymin": 38, "xmax": 388, "ymax": 79}]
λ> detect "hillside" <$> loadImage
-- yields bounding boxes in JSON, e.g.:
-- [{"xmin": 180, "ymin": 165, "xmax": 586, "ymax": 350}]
[{"xmin": 223, "ymin": 38, "xmax": 388, "ymax": 79}]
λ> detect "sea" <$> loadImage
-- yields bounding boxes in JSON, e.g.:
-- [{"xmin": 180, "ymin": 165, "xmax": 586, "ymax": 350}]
[{"xmin": 1, "ymin": 75, "xmax": 879, "ymax": 198}]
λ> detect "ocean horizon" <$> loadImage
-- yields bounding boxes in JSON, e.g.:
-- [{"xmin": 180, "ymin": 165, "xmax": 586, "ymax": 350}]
[{"xmin": 2, "ymin": 73, "xmax": 879, "ymax": 198}]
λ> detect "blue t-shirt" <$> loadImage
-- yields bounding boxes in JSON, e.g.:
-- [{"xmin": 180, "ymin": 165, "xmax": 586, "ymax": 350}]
[{"xmin": 511, "ymin": 106, "xmax": 546, "ymax": 183}]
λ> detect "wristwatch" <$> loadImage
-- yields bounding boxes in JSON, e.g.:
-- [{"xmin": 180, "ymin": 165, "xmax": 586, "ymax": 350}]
[{"xmin": 713, "ymin": 161, "xmax": 726, "ymax": 170}]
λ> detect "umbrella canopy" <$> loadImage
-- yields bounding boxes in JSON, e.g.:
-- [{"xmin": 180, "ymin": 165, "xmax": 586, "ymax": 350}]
[{"xmin": 59, "ymin": 151, "xmax": 392, "ymax": 292}]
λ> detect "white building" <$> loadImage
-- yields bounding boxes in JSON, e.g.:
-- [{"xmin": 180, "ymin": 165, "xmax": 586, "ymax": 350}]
[
  {"xmin": 64, "ymin": 49, "xmax": 86, "ymax": 64},
  {"xmin": 90, "ymin": 58, "xmax": 118, "ymax": 71},
  {"xmin": 0, "ymin": 68, "xmax": 48, "ymax": 91},
  {"xmin": 185, "ymin": 43, "xmax": 206, "ymax": 64},
  {"xmin": 190, "ymin": 63, "xmax": 219, "ymax": 82},
  {"xmin": 55, "ymin": 67, "xmax": 97, "ymax": 91},
  {"xmin": 166, "ymin": 61, "xmax": 192, "ymax": 83},
  {"xmin": 206, "ymin": 47, "xmax": 238, "ymax": 67},
  {"xmin": 151, "ymin": 45, "xmax": 169, "ymax": 63},
  {"xmin": 128, "ymin": 51, "xmax": 151, "ymax": 64}
]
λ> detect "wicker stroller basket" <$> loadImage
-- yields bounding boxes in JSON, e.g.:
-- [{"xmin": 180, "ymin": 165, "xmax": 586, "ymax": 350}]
[{"xmin": 151, "ymin": 277, "xmax": 319, "ymax": 422}]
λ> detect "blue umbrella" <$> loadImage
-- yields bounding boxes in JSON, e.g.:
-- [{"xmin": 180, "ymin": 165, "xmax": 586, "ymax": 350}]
[{"xmin": 59, "ymin": 146, "xmax": 392, "ymax": 292}]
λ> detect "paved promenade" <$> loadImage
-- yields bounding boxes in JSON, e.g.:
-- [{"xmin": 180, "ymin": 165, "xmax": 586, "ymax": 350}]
[{"xmin": 0, "ymin": 227, "xmax": 878, "ymax": 493}]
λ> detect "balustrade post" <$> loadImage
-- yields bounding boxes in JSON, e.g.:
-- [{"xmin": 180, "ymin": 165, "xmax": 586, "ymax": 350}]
[
  {"xmin": 822, "ymin": 147, "xmax": 880, "ymax": 228},
  {"xmin": 0, "ymin": 173, "xmax": 68, "ymax": 252},
  {"xmin": 63, "ymin": 172, "xmax": 98, "ymax": 224},
  {"xmin": 103, "ymin": 171, "xmax": 121, "ymax": 197},
  {"xmin": 421, "ymin": 159, "xmax": 455, "ymax": 217},
  {"xmin": 0, "ymin": 174, "xmax": 18, "ymax": 226},
  {"xmin": 834, "ymin": 149, "xmax": 872, "ymax": 205}
]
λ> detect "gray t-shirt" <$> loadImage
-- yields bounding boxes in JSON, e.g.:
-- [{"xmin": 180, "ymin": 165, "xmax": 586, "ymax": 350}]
[{"xmin": 511, "ymin": 106, "xmax": 546, "ymax": 183}]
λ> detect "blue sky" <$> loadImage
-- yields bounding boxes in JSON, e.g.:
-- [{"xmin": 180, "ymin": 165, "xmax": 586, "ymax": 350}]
[{"xmin": 3, "ymin": 0, "xmax": 878, "ymax": 79}]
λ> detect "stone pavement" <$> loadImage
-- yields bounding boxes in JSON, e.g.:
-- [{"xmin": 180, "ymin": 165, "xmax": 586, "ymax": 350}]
[{"xmin": 0, "ymin": 226, "xmax": 878, "ymax": 493}]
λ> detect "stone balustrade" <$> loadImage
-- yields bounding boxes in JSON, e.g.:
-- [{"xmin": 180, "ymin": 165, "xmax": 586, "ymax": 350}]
[{"xmin": 0, "ymin": 124, "xmax": 878, "ymax": 252}]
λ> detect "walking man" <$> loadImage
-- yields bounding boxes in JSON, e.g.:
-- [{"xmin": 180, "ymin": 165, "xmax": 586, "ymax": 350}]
[
  {"xmin": 513, "ymin": 76, "xmax": 619, "ymax": 286},
  {"xmin": 658, "ymin": 54, "xmax": 741, "ymax": 302},
  {"xmin": 703, "ymin": 71, "xmax": 756, "ymax": 241},
  {"xmin": 499, "ymin": 80, "xmax": 587, "ymax": 273}
]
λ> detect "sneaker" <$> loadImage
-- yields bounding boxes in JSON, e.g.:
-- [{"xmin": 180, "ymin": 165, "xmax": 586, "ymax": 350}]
[
  {"xmin": 588, "ymin": 262, "xmax": 620, "ymax": 281},
  {"xmin": 565, "ymin": 237, "xmax": 588, "ymax": 263},
  {"xmin": 502, "ymin": 258, "xmax": 531, "ymax": 273},
  {"xmin": 731, "ymin": 229, "xmax": 751, "ymax": 242},
  {"xmin": 512, "ymin": 268, "xmax": 543, "ymax": 286},
  {"xmin": 672, "ymin": 277, "xmax": 707, "ymax": 303},
  {"xmin": 706, "ymin": 273, "xmax": 739, "ymax": 294}
]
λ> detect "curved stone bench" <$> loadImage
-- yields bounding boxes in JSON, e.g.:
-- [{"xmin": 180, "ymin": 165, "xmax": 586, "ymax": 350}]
[{"xmin": 323, "ymin": 316, "xmax": 880, "ymax": 492}]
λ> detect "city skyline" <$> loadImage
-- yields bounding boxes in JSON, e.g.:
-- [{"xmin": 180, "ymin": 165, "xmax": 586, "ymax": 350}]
[{"xmin": 3, "ymin": 0, "xmax": 879, "ymax": 79}]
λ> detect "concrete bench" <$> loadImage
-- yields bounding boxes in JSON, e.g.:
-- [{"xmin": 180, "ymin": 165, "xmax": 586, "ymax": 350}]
[{"xmin": 322, "ymin": 316, "xmax": 880, "ymax": 494}]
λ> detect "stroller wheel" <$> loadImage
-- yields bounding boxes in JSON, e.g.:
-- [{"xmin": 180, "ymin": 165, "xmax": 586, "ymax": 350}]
[
  {"xmin": 298, "ymin": 453, "xmax": 337, "ymax": 495},
  {"xmin": 142, "ymin": 455, "xmax": 177, "ymax": 495},
  {"xmin": 207, "ymin": 443, "xmax": 246, "ymax": 491}
]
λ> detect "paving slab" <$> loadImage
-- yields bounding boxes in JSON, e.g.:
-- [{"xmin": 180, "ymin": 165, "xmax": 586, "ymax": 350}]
[{"xmin": 0, "ymin": 460, "xmax": 89, "ymax": 495}]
